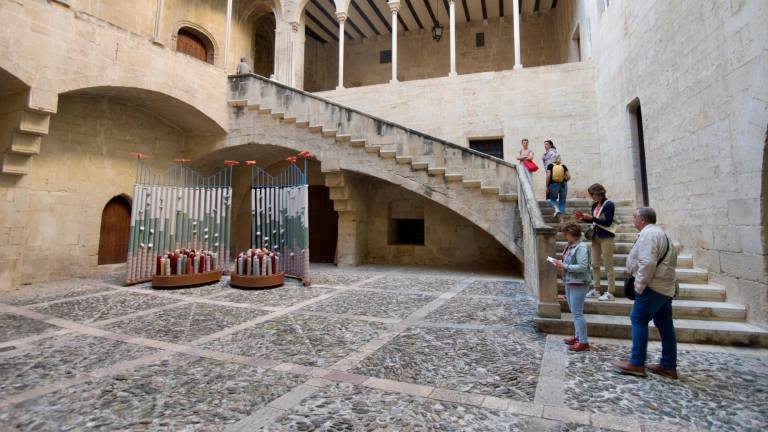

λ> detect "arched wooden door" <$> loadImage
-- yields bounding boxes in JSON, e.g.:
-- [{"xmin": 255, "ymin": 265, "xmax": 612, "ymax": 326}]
[
  {"xmin": 177, "ymin": 29, "xmax": 209, "ymax": 63},
  {"xmin": 98, "ymin": 196, "xmax": 131, "ymax": 265}
]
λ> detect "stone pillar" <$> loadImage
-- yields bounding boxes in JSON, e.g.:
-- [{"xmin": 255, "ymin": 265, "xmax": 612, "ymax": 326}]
[
  {"xmin": 512, "ymin": 0, "xmax": 523, "ymax": 69},
  {"xmin": 273, "ymin": 20, "xmax": 305, "ymax": 89},
  {"xmin": 152, "ymin": 0, "xmax": 164, "ymax": 44},
  {"xmin": 324, "ymin": 169, "xmax": 368, "ymax": 266},
  {"xmin": 449, "ymin": 0, "xmax": 457, "ymax": 77},
  {"xmin": 336, "ymin": 12, "xmax": 347, "ymax": 90},
  {"xmin": 388, "ymin": 1, "xmax": 400, "ymax": 83},
  {"xmin": 224, "ymin": 0, "xmax": 233, "ymax": 69}
]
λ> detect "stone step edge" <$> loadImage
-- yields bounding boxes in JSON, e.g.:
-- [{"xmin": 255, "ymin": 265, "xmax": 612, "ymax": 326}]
[{"xmin": 535, "ymin": 315, "xmax": 768, "ymax": 347}]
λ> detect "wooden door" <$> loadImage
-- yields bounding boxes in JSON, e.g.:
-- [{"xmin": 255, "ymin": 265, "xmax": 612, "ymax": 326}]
[
  {"xmin": 98, "ymin": 196, "xmax": 131, "ymax": 265},
  {"xmin": 308, "ymin": 185, "xmax": 338, "ymax": 263},
  {"xmin": 177, "ymin": 29, "xmax": 208, "ymax": 63}
]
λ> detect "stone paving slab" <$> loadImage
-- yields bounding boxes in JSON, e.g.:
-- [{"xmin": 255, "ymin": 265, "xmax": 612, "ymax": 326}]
[
  {"xmin": 0, "ymin": 354, "xmax": 305, "ymax": 431},
  {"xmin": 31, "ymin": 292, "xmax": 182, "ymax": 324},
  {"xmin": 564, "ymin": 343, "xmax": 768, "ymax": 431},
  {"xmin": 303, "ymin": 289, "xmax": 438, "ymax": 319},
  {"xmin": 460, "ymin": 279, "xmax": 529, "ymax": 298},
  {"xmin": 201, "ymin": 313, "xmax": 388, "ymax": 368},
  {"xmin": 105, "ymin": 302, "xmax": 267, "ymax": 343},
  {"xmin": 308, "ymin": 270, "xmax": 380, "ymax": 287},
  {"xmin": 218, "ymin": 284, "xmax": 338, "ymax": 308},
  {"xmin": 424, "ymin": 295, "xmax": 538, "ymax": 330},
  {"xmin": 358, "ymin": 274, "xmax": 463, "ymax": 293},
  {"xmin": 354, "ymin": 326, "xmax": 546, "ymax": 401},
  {"xmin": 0, "ymin": 313, "xmax": 60, "ymax": 343},
  {"xmin": 261, "ymin": 382, "xmax": 566, "ymax": 431},
  {"xmin": 130, "ymin": 279, "xmax": 232, "ymax": 298},
  {"xmin": 0, "ymin": 333, "xmax": 156, "ymax": 399},
  {"xmin": 1, "ymin": 281, "xmax": 116, "ymax": 306}
]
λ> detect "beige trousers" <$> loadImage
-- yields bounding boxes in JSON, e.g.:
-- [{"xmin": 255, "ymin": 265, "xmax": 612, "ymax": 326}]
[{"xmin": 591, "ymin": 236, "xmax": 616, "ymax": 293}]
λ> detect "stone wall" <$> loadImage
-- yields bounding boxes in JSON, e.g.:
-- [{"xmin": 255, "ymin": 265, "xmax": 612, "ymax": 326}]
[
  {"xmin": 591, "ymin": 0, "xmax": 768, "ymax": 324},
  {"xmin": 304, "ymin": 14, "xmax": 561, "ymax": 92},
  {"xmin": 317, "ymin": 63, "xmax": 600, "ymax": 196},
  {"xmin": 364, "ymin": 177, "xmax": 519, "ymax": 271},
  {"xmin": 0, "ymin": 95, "xmax": 187, "ymax": 291}
]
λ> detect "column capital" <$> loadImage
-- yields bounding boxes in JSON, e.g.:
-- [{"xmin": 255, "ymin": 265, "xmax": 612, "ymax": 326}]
[
  {"xmin": 448, "ymin": 0, "xmax": 455, "ymax": 4},
  {"xmin": 290, "ymin": 21, "xmax": 300, "ymax": 32},
  {"xmin": 336, "ymin": 12, "xmax": 348, "ymax": 22},
  {"xmin": 387, "ymin": 0, "xmax": 401, "ymax": 14}
]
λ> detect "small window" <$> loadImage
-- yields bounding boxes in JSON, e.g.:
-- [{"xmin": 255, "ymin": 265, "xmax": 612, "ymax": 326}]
[
  {"xmin": 475, "ymin": 33, "xmax": 485, "ymax": 48},
  {"xmin": 469, "ymin": 138, "xmax": 504, "ymax": 159},
  {"xmin": 392, "ymin": 219, "xmax": 424, "ymax": 245},
  {"xmin": 380, "ymin": 50, "xmax": 392, "ymax": 64}
]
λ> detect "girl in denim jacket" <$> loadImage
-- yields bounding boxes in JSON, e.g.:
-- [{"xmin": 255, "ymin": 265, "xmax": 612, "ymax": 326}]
[{"xmin": 551, "ymin": 222, "xmax": 592, "ymax": 351}]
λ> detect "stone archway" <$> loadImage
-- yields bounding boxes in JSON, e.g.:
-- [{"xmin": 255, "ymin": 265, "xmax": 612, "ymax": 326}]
[{"xmin": 98, "ymin": 195, "xmax": 132, "ymax": 265}]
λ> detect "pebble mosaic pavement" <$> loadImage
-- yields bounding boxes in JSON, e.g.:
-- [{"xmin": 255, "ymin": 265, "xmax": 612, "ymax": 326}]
[{"xmin": 0, "ymin": 263, "xmax": 765, "ymax": 431}]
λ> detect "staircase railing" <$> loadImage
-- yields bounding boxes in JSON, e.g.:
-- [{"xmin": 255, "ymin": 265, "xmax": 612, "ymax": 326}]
[{"xmin": 516, "ymin": 168, "xmax": 561, "ymax": 318}]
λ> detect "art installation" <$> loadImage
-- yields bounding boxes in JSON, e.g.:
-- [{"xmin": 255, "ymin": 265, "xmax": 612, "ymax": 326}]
[
  {"xmin": 124, "ymin": 155, "xmax": 234, "ymax": 287},
  {"xmin": 230, "ymin": 154, "xmax": 311, "ymax": 288}
]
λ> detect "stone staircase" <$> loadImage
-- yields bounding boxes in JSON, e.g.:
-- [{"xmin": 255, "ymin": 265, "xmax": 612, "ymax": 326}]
[
  {"xmin": 534, "ymin": 199, "xmax": 768, "ymax": 347},
  {"xmin": 0, "ymin": 91, "xmax": 52, "ymax": 175},
  {"xmin": 225, "ymin": 74, "xmax": 524, "ymax": 260}
]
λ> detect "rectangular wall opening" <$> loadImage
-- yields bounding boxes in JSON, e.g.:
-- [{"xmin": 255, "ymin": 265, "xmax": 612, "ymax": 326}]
[
  {"xmin": 469, "ymin": 137, "xmax": 504, "ymax": 159},
  {"xmin": 390, "ymin": 218, "xmax": 425, "ymax": 245}
]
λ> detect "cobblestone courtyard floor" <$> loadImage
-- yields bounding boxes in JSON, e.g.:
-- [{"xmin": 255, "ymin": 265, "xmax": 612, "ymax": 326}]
[{"xmin": 0, "ymin": 265, "xmax": 766, "ymax": 431}]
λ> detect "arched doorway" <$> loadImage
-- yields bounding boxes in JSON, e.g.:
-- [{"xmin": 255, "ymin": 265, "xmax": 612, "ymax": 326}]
[
  {"xmin": 252, "ymin": 13, "xmax": 276, "ymax": 77},
  {"xmin": 98, "ymin": 196, "xmax": 131, "ymax": 265}
]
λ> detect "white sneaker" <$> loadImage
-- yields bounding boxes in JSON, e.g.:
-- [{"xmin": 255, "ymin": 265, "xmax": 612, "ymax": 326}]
[
  {"xmin": 598, "ymin": 292, "xmax": 615, "ymax": 301},
  {"xmin": 586, "ymin": 289, "xmax": 600, "ymax": 298}
]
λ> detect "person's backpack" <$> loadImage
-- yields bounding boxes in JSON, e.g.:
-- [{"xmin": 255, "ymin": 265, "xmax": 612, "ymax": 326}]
[{"xmin": 551, "ymin": 163, "xmax": 566, "ymax": 183}]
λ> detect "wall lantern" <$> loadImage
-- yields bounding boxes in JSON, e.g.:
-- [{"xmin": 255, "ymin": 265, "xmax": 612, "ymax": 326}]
[{"xmin": 432, "ymin": 23, "xmax": 444, "ymax": 42}]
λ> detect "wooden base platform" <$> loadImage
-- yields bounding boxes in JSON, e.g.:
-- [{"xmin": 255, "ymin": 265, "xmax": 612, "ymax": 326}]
[
  {"xmin": 152, "ymin": 270, "xmax": 221, "ymax": 288},
  {"xmin": 230, "ymin": 272, "xmax": 285, "ymax": 289}
]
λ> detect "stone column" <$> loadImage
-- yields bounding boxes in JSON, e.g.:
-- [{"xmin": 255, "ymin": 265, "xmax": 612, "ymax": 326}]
[
  {"xmin": 388, "ymin": 1, "xmax": 400, "ymax": 83},
  {"xmin": 336, "ymin": 12, "xmax": 347, "ymax": 89},
  {"xmin": 152, "ymin": 0, "xmax": 164, "ymax": 44},
  {"xmin": 512, "ymin": 0, "xmax": 522, "ymax": 69},
  {"xmin": 224, "ymin": 0, "xmax": 233, "ymax": 69},
  {"xmin": 449, "ymin": 0, "xmax": 457, "ymax": 77}
]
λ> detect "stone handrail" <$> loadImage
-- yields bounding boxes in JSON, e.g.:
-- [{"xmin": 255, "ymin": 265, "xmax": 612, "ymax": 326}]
[
  {"xmin": 516, "ymin": 167, "xmax": 561, "ymax": 318},
  {"xmin": 230, "ymin": 74, "xmax": 518, "ymax": 194}
]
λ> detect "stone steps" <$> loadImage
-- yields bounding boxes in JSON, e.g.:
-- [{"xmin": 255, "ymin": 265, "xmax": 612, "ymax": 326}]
[
  {"xmin": 557, "ymin": 281, "xmax": 726, "ymax": 301},
  {"xmin": 554, "ymin": 265, "xmax": 708, "ymax": 284},
  {"xmin": 555, "ymin": 252, "xmax": 693, "ymax": 269},
  {"xmin": 247, "ymin": 103, "xmax": 510, "ymax": 202},
  {"xmin": 560, "ymin": 297, "xmax": 747, "ymax": 321},
  {"xmin": 535, "ymin": 314, "xmax": 768, "ymax": 347}
]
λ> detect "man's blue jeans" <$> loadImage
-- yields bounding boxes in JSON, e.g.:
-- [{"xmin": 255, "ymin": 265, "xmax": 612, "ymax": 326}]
[
  {"xmin": 630, "ymin": 287, "xmax": 677, "ymax": 369},
  {"xmin": 548, "ymin": 182, "xmax": 567, "ymax": 214}
]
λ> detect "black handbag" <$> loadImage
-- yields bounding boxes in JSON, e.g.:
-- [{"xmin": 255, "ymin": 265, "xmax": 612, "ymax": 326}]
[{"xmin": 625, "ymin": 235, "xmax": 670, "ymax": 300}]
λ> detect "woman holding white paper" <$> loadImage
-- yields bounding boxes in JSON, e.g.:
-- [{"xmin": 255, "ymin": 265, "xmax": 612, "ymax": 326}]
[{"xmin": 550, "ymin": 222, "xmax": 592, "ymax": 351}]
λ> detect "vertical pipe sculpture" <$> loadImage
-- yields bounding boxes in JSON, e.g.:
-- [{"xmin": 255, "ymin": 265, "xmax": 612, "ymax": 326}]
[
  {"xmin": 124, "ymin": 158, "xmax": 234, "ymax": 285},
  {"xmin": 246, "ymin": 159, "xmax": 310, "ymax": 284}
]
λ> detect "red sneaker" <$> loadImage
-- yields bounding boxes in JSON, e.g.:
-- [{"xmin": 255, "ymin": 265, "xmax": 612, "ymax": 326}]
[
  {"xmin": 567, "ymin": 342, "xmax": 590, "ymax": 351},
  {"xmin": 563, "ymin": 337, "xmax": 578, "ymax": 345}
]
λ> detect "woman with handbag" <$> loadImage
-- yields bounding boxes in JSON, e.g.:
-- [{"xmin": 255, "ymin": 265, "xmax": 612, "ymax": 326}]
[
  {"xmin": 517, "ymin": 139, "xmax": 538, "ymax": 173},
  {"xmin": 550, "ymin": 222, "xmax": 592, "ymax": 351},
  {"xmin": 575, "ymin": 183, "xmax": 616, "ymax": 301}
]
